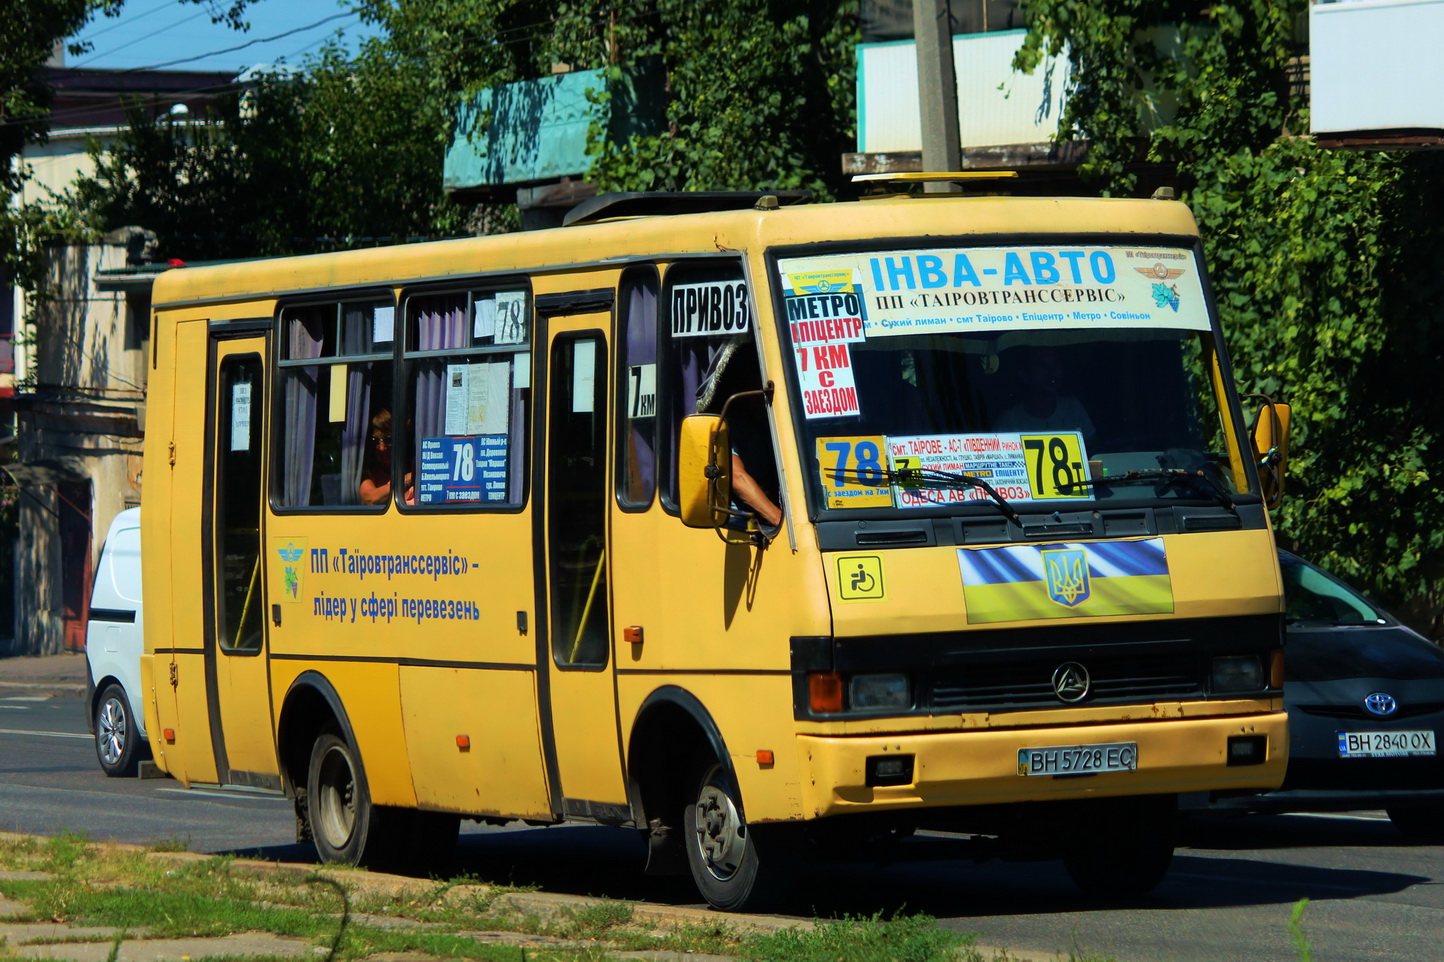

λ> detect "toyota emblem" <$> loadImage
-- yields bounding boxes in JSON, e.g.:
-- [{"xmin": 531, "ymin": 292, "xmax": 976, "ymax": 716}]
[
  {"xmin": 1052, "ymin": 662, "xmax": 1091, "ymax": 703},
  {"xmin": 1364, "ymin": 692, "xmax": 1398, "ymax": 716}
]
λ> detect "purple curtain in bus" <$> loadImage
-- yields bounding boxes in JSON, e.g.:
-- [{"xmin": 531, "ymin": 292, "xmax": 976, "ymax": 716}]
[
  {"xmin": 283, "ymin": 317, "xmax": 324, "ymax": 506},
  {"xmin": 412, "ymin": 299, "xmax": 468, "ymax": 488},
  {"xmin": 339, "ymin": 308, "xmax": 372, "ymax": 505},
  {"xmin": 624, "ymin": 278, "xmax": 657, "ymax": 498}
]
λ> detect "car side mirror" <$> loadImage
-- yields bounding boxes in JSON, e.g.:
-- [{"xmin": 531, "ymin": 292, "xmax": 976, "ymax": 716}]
[
  {"xmin": 678, "ymin": 414, "xmax": 731, "ymax": 528},
  {"xmin": 1251, "ymin": 400, "xmax": 1291, "ymax": 509}
]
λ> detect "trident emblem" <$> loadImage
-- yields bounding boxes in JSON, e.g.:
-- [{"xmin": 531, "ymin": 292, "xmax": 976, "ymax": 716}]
[{"xmin": 1042, "ymin": 548, "xmax": 1090, "ymax": 607}]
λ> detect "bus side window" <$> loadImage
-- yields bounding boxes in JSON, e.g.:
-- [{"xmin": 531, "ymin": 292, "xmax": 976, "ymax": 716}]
[
  {"xmin": 276, "ymin": 300, "xmax": 394, "ymax": 509},
  {"xmin": 402, "ymin": 288, "xmax": 531, "ymax": 508},
  {"xmin": 617, "ymin": 267, "xmax": 658, "ymax": 509},
  {"xmin": 660, "ymin": 262, "xmax": 758, "ymax": 511}
]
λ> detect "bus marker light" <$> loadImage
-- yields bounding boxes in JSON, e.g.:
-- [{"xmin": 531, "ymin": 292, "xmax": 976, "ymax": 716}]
[
  {"xmin": 756, "ymin": 750, "xmax": 774, "ymax": 766},
  {"xmin": 809, "ymin": 672, "xmax": 844, "ymax": 713},
  {"xmin": 624, "ymin": 626, "xmax": 644, "ymax": 645},
  {"xmin": 162, "ymin": 729, "xmax": 175, "ymax": 743},
  {"xmin": 1227, "ymin": 734, "xmax": 1266, "ymax": 766},
  {"xmin": 865, "ymin": 754, "xmax": 915, "ymax": 787},
  {"xmin": 456, "ymin": 735, "xmax": 471, "ymax": 751}
]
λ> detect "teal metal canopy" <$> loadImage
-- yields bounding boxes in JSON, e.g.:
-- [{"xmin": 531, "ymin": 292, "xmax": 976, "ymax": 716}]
[{"xmin": 444, "ymin": 67, "xmax": 661, "ymax": 190}]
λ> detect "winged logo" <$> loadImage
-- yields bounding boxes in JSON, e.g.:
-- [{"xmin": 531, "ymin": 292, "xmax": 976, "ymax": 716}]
[{"xmin": 1136, "ymin": 262, "xmax": 1184, "ymax": 281}]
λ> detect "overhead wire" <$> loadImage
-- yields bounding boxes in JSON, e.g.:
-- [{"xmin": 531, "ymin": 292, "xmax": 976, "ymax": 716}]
[
  {"xmin": 17, "ymin": 3, "xmax": 666, "ymax": 134},
  {"xmin": 279, "ymin": 32, "xmax": 344, "ymax": 63},
  {"xmin": 78, "ymin": 0, "xmax": 180, "ymax": 44},
  {"xmin": 6, "ymin": 78, "xmax": 254, "ymax": 131},
  {"xmin": 72, "ymin": 9, "xmax": 360, "ymax": 74},
  {"xmin": 71, "ymin": 7, "xmax": 214, "ymax": 68},
  {"xmin": 137, "ymin": 11, "xmax": 358, "ymax": 71}
]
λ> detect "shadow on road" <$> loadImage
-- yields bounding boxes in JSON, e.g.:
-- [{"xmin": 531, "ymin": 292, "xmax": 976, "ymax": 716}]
[
  {"xmin": 1182, "ymin": 811, "xmax": 1417, "ymax": 851},
  {"xmin": 224, "ymin": 820, "xmax": 1428, "ymax": 921}
]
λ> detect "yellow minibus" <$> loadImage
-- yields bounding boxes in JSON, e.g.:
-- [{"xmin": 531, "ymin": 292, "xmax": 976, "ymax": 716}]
[{"xmin": 141, "ymin": 187, "xmax": 1289, "ymax": 908}]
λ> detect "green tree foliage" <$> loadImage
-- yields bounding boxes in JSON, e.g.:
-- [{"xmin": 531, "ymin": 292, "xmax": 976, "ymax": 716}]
[
  {"xmin": 75, "ymin": 42, "xmax": 464, "ymax": 258},
  {"xmin": 356, "ymin": 0, "xmax": 860, "ymax": 198},
  {"xmin": 1, "ymin": 0, "xmax": 111, "ymax": 289},
  {"xmin": 77, "ymin": 1, "xmax": 859, "ymax": 251},
  {"xmin": 2, "ymin": 0, "xmax": 96, "ymax": 186},
  {"xmin": 1018, "ymin": 0, "xmax": 1444, "ymax": 633},
  {"xmin": 3, "ymin": 1, "xmax": 261, "ymax": 279}
]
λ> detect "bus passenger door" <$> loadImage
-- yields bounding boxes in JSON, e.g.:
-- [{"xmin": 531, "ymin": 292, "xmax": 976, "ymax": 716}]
[
  {"xmin": 203, "ymin": 332, "xmax": 279, "ymax": 789},
  {"xmin": 537, "ymin": 308, "xmax": 627, "ymax": 819}
]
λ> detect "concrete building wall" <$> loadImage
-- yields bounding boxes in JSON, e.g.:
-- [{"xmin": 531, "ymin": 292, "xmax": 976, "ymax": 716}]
[{"xmin": 10, "ymin": 231, "xmax": 148, "ymax": 655}]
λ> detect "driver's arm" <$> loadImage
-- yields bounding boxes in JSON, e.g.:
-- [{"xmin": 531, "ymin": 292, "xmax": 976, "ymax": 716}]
[{"xmin": 731, "ymin": 452, "xmax": 783, "ymax": 527}]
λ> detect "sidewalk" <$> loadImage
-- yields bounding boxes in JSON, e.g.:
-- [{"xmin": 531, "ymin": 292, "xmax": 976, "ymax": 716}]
[{"xmin": 0, "ymin": 651, "xmax": 89, "ymax": 694}]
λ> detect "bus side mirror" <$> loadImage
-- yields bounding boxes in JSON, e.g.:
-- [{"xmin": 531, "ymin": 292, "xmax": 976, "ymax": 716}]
[
  {"xmin": 678, "ymin": 414, "xmax": 731, "ymax": 528},
  {"xmin": 1251, "ymin": 400, "xmax": 1291, "ymax": 509}
]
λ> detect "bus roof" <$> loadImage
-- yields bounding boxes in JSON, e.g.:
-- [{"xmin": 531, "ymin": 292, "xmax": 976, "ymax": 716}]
[{"xmin": 149, "ymin": 193, "xmax": 1202, "ymax": 309}]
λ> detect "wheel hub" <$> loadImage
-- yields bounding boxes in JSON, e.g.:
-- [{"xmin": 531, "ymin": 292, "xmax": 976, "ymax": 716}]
[
  {"xmin": 695, "ymin": 784, "xmax": 744, "ymax": 880},
  {"xmin": 98, "ymin": 699, "xmax": 126, "ymax": 765},
  {"xmin": 318, "ymin": 749, "xmax": 357, "ymax": 847}
]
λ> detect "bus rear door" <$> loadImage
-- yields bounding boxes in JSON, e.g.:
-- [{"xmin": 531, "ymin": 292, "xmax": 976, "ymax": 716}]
[{"xmin": 203, "ymin": 327, "xmax": 279, "ymax": 788}]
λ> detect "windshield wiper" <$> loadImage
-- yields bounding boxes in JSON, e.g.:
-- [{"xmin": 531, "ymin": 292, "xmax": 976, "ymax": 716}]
[
  {"xmin": 1061, "ymin": 469, "xmax": 1236, "ymax": 512},
  {"xmin": 828, "ymin": 467, "xmax": 1022, "ymax": 524}
]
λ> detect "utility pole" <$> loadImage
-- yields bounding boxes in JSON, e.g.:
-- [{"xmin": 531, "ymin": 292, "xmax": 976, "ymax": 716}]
[{"xmin": 913, "ymin": 0, "xmax": 962, "ymax": 192}]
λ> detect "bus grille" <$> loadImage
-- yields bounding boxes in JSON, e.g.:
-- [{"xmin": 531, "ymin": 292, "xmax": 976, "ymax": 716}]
[{"xmin": 930, "ymin": 654, "xmax": 1203, "ymax": 711}]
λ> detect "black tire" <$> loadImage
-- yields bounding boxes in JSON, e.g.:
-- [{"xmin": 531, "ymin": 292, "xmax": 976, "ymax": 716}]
[
  {"xmin": 684, "ymin": 761, "xmax": 790, "ymax": 911},
  {"xmin": 306, "ymin": 729, "xmax": 382, "ymax": 865},
  {"xmin": 1387, "ymin": 805, "xmax": 1444, "ymax": 843},
  {"xmin": 1062, "ymin": 797, "xmax": 1176, "ymax": 899},
  {"xmin": 94, "ymin": 683, "xmax": 143, "ymax": 778}
]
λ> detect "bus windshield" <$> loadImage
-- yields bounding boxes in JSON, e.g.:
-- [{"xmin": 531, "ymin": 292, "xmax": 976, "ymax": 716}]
[{"xmin": 774, "ymin": 242, "xmax": 1254, "ymax": 515}]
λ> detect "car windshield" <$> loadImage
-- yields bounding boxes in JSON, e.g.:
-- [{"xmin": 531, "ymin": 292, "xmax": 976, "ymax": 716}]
[
  {"xmin": 774, "ymin": 243, "xmax": 1254, "ymax": 516},
  {"xmin": 1280, "ymin": 554, "xmax": 1387, "ymax": 626}
]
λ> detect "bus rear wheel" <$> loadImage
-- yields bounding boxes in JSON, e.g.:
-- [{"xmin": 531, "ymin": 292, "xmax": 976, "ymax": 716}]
[{"xmin": 307, "ymin": 730, "xmax": 380, "ymax": 865}]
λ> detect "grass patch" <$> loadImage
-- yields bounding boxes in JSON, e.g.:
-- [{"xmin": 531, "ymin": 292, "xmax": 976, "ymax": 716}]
[
  {"xmin": 741, "ymin": 912, "xmax": 978, "ymax": 962},
  {"xmin": 146, "ymin": 834, "xmax": 192, "ymax": 853},
  {"xmin": 0, "ymin": 833, "xmax": 1122, "ymax": 962}
]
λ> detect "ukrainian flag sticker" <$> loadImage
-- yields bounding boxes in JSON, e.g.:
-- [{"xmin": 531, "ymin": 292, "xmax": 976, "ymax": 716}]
[{"xmin": 957, "ymin": 539, "xmax": 1173, "ymax": 624}]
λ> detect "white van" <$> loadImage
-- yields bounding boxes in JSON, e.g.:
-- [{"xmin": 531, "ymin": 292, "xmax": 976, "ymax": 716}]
[{"xmin": 84, "ymin": 506, "xmax": 148, "ymax": 776}]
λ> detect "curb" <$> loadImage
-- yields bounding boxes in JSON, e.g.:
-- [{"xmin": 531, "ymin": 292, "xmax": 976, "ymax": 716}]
[{"xmin": 0, "ymin": 681, "xmax": 87, "ymax": 694}]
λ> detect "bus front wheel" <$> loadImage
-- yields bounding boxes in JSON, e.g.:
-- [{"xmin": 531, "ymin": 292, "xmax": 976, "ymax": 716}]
[
  {"xmin": 685, "ymin": 761, "xmax": 784, "ymax": 911},
  {"xmin": 306, "ymin": 729, "xmax": 380, "ymax": 865}
]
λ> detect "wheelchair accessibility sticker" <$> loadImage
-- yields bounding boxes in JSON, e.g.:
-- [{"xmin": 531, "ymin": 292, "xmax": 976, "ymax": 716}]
[{"xmin": 837, "ymin": 555, "xmax": 886, "ymax": 601}]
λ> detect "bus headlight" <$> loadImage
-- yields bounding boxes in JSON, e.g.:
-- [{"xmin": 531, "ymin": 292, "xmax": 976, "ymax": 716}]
[
  {"xmin": 849, "ymin": 673, "xmax": 911, "ymax": 711},
  {"xmin": 1211, "ymin": 655, "xmax": 1264, "ymax": 693}
]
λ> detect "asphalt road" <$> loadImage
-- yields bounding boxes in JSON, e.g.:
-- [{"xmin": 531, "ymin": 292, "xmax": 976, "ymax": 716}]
[{"xmin": 5, "ymin": 684, "xmax": 1443, "ymax": 961}]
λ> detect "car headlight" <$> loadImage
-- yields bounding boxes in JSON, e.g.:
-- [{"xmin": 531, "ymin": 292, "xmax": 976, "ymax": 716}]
[
  {"xmin": 1211, "ymin": 655, "xmax": 1265, "ymax": 693},
  {"xmin": 849, "ymin": 672, "xmax": 911, "ymax": 710}
]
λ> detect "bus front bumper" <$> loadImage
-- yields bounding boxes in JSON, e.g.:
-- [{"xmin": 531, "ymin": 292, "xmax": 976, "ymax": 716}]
[{"xmin": 797, "ymin": 713, "xmax": 1287, "ymax": 819}]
